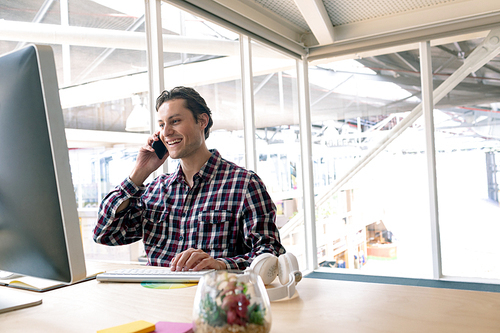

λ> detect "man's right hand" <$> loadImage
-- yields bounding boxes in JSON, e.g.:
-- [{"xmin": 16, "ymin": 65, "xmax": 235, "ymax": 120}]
[
  {"xmin": 129, "ymin": 131, "xmax": 169, "ymax": 186},
  {"xmin": 116, "ymin": 132, "xmax": 168, "ymax": 213}
]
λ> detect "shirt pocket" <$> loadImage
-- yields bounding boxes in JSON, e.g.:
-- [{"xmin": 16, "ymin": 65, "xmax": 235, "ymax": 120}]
[
  {"xmin": 197, "ymin": 210, "xmax": 237, "ymax": 252},
  {"xmin": 142, "ymin": 206, "xmax": 170, "ymax": 223},
  {"xmin": 142, "ymin": 208, "xmax": 170, "ymax": 248}
]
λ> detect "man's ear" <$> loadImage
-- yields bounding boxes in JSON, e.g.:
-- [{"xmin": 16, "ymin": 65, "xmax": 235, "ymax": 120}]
[{"xmin": 198, "ymin": 113, "xmax": 209, "ymax": 130}]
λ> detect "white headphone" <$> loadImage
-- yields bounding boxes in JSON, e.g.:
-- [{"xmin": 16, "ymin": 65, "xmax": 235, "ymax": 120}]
[{"xmin": 247, "ymin": 252, "xmax": 302, "ymax": 301}]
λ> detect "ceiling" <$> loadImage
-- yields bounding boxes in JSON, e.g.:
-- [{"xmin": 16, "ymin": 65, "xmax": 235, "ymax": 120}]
[
  {"xmin": 2, "ymin": 0, "xmax": 500, "ymax": 147},
  {"xmin": 175, "ymin": 0, "xmax": 500, "ymax": 59}
]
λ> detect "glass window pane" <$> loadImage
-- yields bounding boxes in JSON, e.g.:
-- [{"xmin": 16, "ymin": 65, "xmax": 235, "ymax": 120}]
[
  {"xmin": 313, "ymin": 115, "xmax": 434, "ymax": 277},
  {"xmin": 160, "ymin": 3, "xmax": 244, "ymax": 170},
  {"xmin": 309, "ymin": 49, "xmax": 437, "ymax": 278},
  {"xmin": 251, "ymin": 42, "xmax": 305, "ymax": 268},
  {"xmin": 1, "ymin": 1, "xmax": 151, "ymax": 262},
  {"xmin": 2, "ymin": 1, "xmax": 250, "ymax": 262},
  {"xmin": 433, "ymin": 35, "xmax": 500, "ymax": 280}
]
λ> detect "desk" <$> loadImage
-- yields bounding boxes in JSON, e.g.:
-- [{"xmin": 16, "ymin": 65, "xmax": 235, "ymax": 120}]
[{"xmin": 2, "ymin": 262, "xmax": 500, "ymax": 332}]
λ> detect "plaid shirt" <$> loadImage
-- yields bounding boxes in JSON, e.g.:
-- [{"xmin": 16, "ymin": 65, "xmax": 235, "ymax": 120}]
[{"xmin": 94, "ymin": 150, "xmax": 285, "ymax": 270}]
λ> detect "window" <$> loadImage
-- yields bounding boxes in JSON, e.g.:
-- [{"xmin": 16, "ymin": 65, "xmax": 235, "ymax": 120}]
[
  {"xmin": 432, "ymin": 36, "xmax": 500, "ymax": 280},
  {"xmin": 251, "ymin": 42, "xmax": 305, "ymax": 267}
]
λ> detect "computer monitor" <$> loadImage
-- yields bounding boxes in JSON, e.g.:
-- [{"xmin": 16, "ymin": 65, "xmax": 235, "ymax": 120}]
[{"xmin": 0, "ymin": 45, "xmax": 87, "ymax": 313}]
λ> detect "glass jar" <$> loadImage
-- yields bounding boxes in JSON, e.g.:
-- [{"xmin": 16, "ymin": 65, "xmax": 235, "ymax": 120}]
[{"xmin": 193, "ymin": 270, "xmax": 271, "ymax": 333}]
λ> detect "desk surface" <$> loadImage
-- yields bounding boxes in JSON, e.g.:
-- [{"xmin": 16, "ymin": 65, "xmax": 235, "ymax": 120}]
[{"xmin": 2, "ymin": 262, "xmax": 500, "ymax": 333}]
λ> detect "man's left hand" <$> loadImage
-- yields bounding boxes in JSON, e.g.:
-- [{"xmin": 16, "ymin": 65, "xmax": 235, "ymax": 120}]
[{"xmin": 170, "ymin": 248, "xmax": 226, "ymax": 271}]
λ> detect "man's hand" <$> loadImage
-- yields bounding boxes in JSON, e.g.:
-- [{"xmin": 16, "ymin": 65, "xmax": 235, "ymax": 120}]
[
  {"xmin": 170, "ymin": 248, "xmax": 226, "ymax": 271},
  {"xmin": 129, "ymin": 131, "xmax": 169, "ymax": 186}
]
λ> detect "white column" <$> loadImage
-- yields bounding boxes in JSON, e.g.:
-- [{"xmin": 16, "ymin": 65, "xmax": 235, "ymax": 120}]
[
  {"xmin": 297, "ymin": 57, "xmax": 318, "ymax": 271},
  {"xmin": 145, "ymin": 0, "xmax": 165, "ymax": 172},
  {"xmin": 419, "ymin": 41, "xmax": 442, "ymax": 279},
  {"xmin": 60, "ymin": 0, "xmax": 71, "ymax": 85},
  {"xmin": 240, "ymin": 35, "xmax": 257, "ymax": 172}
]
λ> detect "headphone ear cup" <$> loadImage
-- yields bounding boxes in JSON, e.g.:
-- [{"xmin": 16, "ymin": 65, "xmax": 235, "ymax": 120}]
[
  {"xmin": 278, "ymin": 253, "xmax": 299, "ymax": 285},
  {"xmin": 250, "ymin": 253, "xmax": 278, "ymax": 285}
]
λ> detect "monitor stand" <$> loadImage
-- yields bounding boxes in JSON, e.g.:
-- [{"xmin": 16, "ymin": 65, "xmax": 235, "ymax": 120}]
[{"xmin": 0, "ymin": 288, "xmax": 42, "ymax": 314}]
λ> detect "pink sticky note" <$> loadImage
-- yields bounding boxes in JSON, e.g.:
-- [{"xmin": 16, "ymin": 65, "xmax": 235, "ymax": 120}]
[{"xmin": 153, "ymin": 321, "xmax": 193, "ymax": 333}]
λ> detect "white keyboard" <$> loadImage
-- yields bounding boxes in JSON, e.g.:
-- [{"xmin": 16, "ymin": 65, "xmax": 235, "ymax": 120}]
[{"xmin": 96, "ymin": 268, "xmax": 215, "ymax": 283}]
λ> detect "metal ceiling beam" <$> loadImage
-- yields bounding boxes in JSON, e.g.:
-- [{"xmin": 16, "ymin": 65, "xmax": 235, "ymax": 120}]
[
  {"xmin": 0, "ymin": 20, "xmax": 284, "ymax": 59},
  {"xmin": 15, "ymin": 0, "xmax": 55, "ymax": 50},
  {"xmin": 320, "ymin": 57, "xmax": 500, "ymax": 95},
  {"xmin": 437, "ymin": 45, "xmax": 464, "ymax": 59},
  {"xmin": 433, "ymin": 55, "xmax": 456, "ymax": 74},
  {"xmin": 358, "ymin": 56, "xmax": 420, "ymax": 79},
  {"xmin": 314, "ymin": 91, "xmax": 500, "ymax": 118},
  {"xmin": 311, "ymin": 74, "xmax": 353, "ymax": 106},
  {"xmin": 394, "ymin": 52, "xmax": 419, "ymax": 73},
  {"xmin": 437, "ymin": 44, "xmax": 500, "ymax": 75},
  {"xmin": 293, "ymin": 0, "xmax": 334, "ymax": 45},
  {"xmin": 254, "ymin": 73, "xmax": 274, "ymax": 95},
  {"xmin": 65, "ymin": 128, "xmax": 149, "ymax": 148}
]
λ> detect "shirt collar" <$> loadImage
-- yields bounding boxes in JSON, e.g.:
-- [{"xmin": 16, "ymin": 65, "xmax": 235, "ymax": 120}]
[
  {"xmin": 172, "ymin": 163, "xmax": 184, "ymax": 184},
  {"xmin": 196, "ymin": 149, "xmax": 220, "ymax": 183},
  {"xmin": 171, "ymin": 149, "xmax": 221, "ymax": 185}
]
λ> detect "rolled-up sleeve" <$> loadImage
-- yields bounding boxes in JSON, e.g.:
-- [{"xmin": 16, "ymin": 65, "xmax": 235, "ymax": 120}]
[{"xmin": 93, "ymin": 177, "xmax": 145, "ymax": 246}]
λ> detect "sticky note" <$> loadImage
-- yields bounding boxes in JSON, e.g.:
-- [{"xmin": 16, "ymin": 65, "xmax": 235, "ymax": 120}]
[
  {"xmin": 154, "ymin": 321, "xmax": 193, "ymax": 333},
  {"xmin": 97, "ymin": 320, "xmax": 155, "ymax": 333}
]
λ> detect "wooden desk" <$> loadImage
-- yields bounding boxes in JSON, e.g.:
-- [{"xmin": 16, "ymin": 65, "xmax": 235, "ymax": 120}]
[{"xmin": 2, "ymin": 262, "xmax": 500, "ymax": 332}]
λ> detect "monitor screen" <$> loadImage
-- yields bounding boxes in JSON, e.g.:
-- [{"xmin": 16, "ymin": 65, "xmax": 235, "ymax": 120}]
[{"xmin": 0, "ymin": 45, "xmax": 86, "ymax": 312}]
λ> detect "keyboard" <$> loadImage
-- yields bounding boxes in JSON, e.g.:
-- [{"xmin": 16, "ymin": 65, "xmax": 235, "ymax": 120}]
[{"xmin": 96, "ymin": 268, "xmax": 215, "ymax": 283}]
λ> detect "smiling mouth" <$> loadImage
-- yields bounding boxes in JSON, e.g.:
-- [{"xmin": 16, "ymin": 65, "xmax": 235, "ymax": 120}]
[{"xmin": 167, "ymin": 139, "xmax": 182, "ymax": 145}]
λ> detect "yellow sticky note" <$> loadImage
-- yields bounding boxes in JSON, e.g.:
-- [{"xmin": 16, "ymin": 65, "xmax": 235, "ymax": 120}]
[{"xmin": 97, "ymin": 320, "xmax": 155, "ymax": 333}]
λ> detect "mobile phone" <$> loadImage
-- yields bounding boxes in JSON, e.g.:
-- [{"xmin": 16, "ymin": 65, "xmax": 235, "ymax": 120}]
[{"xmin": 152, "ymin": 136, "xmax": 168, "ymax": 159}]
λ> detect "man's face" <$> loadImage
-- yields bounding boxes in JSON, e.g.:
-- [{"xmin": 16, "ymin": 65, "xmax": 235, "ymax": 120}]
[{"xmin": 157, "ymin": 98, "xmax": 208, "ymax": 160}]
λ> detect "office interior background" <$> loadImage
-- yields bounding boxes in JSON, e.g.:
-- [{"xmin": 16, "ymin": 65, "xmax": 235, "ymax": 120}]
[{"xmin": 1, "ymin": 0, "xmax": 500, "ymax": 285}]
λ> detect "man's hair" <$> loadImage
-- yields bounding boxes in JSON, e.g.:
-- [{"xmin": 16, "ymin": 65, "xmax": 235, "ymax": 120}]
[{"xmin": 155, "ymin": 86, "xmax": 213, "ymax": 139}]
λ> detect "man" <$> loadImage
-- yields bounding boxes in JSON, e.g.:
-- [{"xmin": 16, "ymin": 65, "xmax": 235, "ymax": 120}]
[{"xmin": 94, "ymin": 86, "xmax": 285, "ymax": 271}]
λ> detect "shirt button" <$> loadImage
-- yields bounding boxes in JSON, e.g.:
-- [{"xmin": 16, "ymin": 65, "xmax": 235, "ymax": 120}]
[
  {"xmin": 179, "ymin": 235, "xmax": 184, "ymax": 241},
  {"xmin": 182, "ymin": 212, "xmax": 186, "ymax": 217}
]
